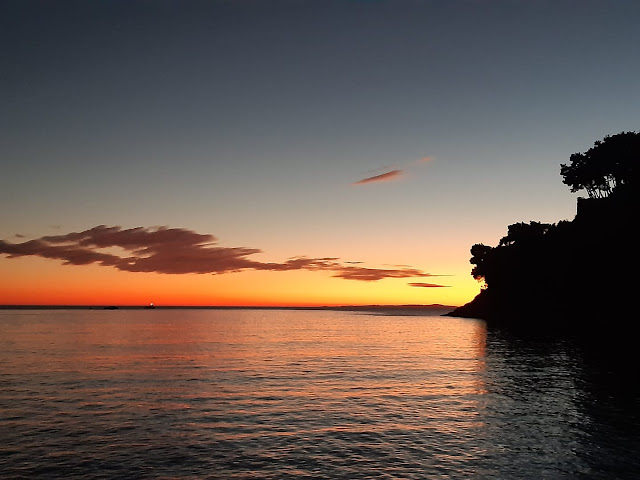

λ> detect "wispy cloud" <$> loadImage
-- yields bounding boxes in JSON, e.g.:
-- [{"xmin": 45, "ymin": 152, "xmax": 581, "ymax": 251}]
[
  {"xmin": 1, "ymin": 225, "xmax": 444, "ymax": 282},
  {"xmin": 352, "ymin": 169, "xmax": 403, "ymax": 185},
  {"xmin": 334, "ymin": 265, "xmax": 434, "ymax": 281},
  {"xmin": 408, "ymin": 282, "xmax": 450, "ymax": 288},
  {"xmin": 352, "ymin": 155, "xmax": 434, "ymax": 186}
]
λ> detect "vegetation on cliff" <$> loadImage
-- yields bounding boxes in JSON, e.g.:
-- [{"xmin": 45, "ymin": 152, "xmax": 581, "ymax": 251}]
[{"xmin": 449, "ymin": 132, "xmax": 637, "ymax": 327}]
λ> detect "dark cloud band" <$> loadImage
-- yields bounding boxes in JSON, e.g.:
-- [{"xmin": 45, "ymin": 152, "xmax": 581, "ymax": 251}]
[{"xmin": 1, "ymin": 225, "xmax": 444, "ymax": 282}]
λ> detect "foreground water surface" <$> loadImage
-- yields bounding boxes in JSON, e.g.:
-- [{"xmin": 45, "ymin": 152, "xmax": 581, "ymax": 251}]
[{"xmin": 1, "ymin": 308, "xmax": 638, "ymax": 479}]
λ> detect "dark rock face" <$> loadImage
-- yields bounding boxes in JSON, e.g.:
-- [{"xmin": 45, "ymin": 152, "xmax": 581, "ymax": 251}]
[{"xmin": 447, "ymin": 189, "xmax": 635, "ymax": 331}]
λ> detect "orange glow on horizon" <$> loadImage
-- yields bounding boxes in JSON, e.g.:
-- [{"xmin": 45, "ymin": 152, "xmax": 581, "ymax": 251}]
[{"xmin": 0, "ymin": 256, "xmax": 481, "ymax": 307}]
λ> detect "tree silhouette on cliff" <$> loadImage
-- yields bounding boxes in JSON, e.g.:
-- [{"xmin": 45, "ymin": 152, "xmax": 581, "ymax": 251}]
[{"xmin": 560, "ymin": 131, "xmax": 638, "ymax": 199}]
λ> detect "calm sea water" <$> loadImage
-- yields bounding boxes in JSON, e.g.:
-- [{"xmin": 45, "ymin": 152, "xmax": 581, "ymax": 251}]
[{"xmin": 1, "ymin": 308, "xmax": 638, "ymax": 479}]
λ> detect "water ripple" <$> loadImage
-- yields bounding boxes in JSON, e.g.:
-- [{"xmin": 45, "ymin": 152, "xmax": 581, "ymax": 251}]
[{"xmin": 1, "ymin": 309, "xmax": 639, "ymax": 479}]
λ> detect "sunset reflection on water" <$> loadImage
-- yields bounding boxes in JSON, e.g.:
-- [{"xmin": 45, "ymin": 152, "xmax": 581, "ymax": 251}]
[{"xmin": 4, "ymin": 309, "xmax": 631, "ymax": 479}]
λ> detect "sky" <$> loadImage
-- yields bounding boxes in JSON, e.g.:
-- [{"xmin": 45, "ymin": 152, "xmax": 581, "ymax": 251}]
[{"xmin": 1, "ymin": 0, "xmax": 639, "ymax": 307}]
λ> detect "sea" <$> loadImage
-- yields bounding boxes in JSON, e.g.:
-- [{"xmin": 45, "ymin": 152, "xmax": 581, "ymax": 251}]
[{"xmin": 1, "ymin": 308, "xmax": 638, "ymax": 479}]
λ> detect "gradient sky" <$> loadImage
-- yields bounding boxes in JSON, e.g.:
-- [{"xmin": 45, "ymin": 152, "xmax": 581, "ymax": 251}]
[{"xmin": 2, "ymin": 0, "xmax": 639, "ymax": 306}]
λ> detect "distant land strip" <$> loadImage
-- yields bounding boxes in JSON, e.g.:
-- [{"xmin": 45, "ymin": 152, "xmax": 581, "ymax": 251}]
[{"xmin": 0, "ymin": 304, "xmax": 456, "ymax": 312}]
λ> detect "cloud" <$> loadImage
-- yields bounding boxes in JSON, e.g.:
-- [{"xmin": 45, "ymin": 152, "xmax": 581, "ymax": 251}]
[
  {"xmin": 352, "ymin": 156, "xmax": 433, "ymax": 186},
  {"xmin": 335, "ymin": 266, "xmax": 435, "ymax": 281},
  {"xmin": 408, "ymin": 282, "xmax": 450, "ymax": 288},
  {"xmin": 1, "ymin": 225, "xmax": 444, "ymax": 282},
  {"xmin": 353, "ymin": 169, "xmax": 403, "ymax": 185}
]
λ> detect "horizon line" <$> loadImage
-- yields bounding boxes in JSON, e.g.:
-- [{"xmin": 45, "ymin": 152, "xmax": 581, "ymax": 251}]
[{"xmin": 0, "ymin": 303, "xmax": 458, "ymax": 311}]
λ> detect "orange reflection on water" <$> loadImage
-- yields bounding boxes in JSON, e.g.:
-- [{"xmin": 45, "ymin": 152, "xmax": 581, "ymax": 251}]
[{"xmin": 1, "ymin": 308, "xmax": 489, "ymax": 448}]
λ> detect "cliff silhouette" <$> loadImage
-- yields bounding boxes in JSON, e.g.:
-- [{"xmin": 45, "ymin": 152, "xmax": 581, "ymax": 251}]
[{"xmin": 448, "ymin": 132, "xmax": 637, "ymax": 331}]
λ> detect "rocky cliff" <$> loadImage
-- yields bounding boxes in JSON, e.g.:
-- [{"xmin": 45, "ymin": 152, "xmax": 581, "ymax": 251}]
[{"xmin": 447, "ymin": 186, "xmax": 635, "ymax": 330}]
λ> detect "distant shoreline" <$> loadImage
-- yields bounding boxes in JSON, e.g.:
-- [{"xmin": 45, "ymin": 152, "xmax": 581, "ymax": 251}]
[{"xmin": 0, "ymin": 304, "xmax": 457, "ymax": 312}]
